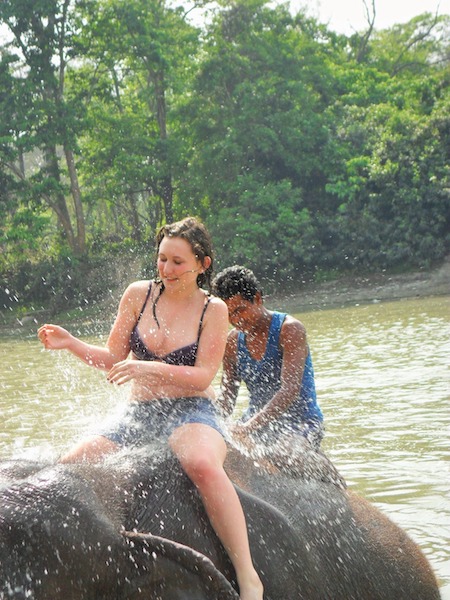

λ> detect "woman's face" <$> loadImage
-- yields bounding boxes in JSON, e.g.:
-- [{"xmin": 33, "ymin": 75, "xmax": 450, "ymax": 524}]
[{"xmin": 157, "ymin": 236, "xmax": 205, "ymax": 288}]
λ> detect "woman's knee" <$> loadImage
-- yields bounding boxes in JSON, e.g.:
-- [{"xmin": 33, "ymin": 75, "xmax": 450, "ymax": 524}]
[
  {"xmin": 169, "ymin": 423, "xmax": 227, "ymax": 483},
  {"xmin": 181, "ymin": 453, "xmax": 224, "ymax": 485}
]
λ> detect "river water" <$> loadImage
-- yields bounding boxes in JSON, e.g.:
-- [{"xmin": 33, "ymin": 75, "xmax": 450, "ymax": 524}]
[{"xmin": 0, "ymin": 294, "xmax": 449, "ymax": 597}]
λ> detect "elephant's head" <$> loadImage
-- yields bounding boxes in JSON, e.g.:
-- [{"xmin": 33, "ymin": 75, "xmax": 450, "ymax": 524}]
[{"xmin": 0, "ymin": 462, "xmax": 239, "ymax": 600}]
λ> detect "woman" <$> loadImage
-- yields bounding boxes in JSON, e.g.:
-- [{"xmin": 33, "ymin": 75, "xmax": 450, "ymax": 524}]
[{"xmin": 38, "ymin": 217, "xmax": 263, "ymax": 600}]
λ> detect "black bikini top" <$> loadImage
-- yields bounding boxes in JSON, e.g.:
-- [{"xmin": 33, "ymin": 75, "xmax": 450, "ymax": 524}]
[{"xmin": 129, "ymin": 282, "xmax": 210, "ymax": 366}]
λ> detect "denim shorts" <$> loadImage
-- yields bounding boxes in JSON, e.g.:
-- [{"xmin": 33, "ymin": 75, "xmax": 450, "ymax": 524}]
[{"xmin": 96, "ymin": 397, "xmax": 224, "ymax": 447}]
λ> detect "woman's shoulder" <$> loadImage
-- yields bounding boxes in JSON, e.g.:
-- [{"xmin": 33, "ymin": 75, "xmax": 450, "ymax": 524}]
[
  {"xmin": 124, "ymin": 279, "xmax": 154, "ymax": 294},
  {"xmin": 207, "ymin": 293, "xmax": 227, "ymax": 311},
  {"xmin": 203, "ymin": 293, "xmax": 228, "ymax": 324},
  {"xmin": 120, "ymin": 279, "xmax": 155, "ymax": 306}
]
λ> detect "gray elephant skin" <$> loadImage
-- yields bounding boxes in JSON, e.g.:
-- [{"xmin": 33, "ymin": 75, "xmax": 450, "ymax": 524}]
[{"xmin": 0, "ymin": 444, "xmax": 441, "ymax": 600}]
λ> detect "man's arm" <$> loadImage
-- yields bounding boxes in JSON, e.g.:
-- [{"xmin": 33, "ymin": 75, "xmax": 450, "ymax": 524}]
[
  {"xmin": 236, "ymin": 317, "xmax": 307, "ymax": 432},
  {"xmin": 217, "ymin": 329, "xmax": 241, "ymax": 416}
]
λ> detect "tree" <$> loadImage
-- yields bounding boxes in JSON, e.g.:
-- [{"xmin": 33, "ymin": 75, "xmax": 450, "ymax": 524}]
[
  {"xmin": 369, "ymin": 13, "xmax": 450, "ymax": 76},
  {"xmin": 179, "ymin": 1, "xmax": 342, "ymax": 270},
  {"xmin": 0, "ymin": 0, "xmax": 87, "ymax": 256},
  {"xmin": 315, "ymin": 11, "xmax": 450, "ymax": 270},
  {"xmin": 75, "ymin": 0, "xmax": 201, "ymax": 233}
]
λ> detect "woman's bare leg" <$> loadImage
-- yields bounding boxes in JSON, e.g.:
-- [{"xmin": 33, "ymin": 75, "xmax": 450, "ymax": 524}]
[
  {"xmin": 169, "ymin": 423, "xmax": 264, "ymax": 600},
  {"xmin": 60, "ymin": 435, "xmax": 118, "ymax": 463}
]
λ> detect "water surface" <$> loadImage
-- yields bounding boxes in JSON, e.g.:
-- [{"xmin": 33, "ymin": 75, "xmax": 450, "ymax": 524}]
[
  {"xmin": 299, "ymin": 295, "xmax": 450, "ymax": 598},
  {"xmin": 0, "ymin": 294, "xmax": 449, "ymax": 596}
]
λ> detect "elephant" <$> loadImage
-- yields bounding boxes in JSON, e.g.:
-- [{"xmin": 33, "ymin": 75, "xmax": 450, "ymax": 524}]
[
  {"xmin": 0, "ymin": 449, "xmax": 313, "ymax": 599},
  {"xmin": 0, "ymin": 441, "xmax": 441, "ymax": 600},
  {"xmin": 224, "ymin": 441, "xmax": 441, "ymax": 600},
  {"xmin": 0, "ymin": 455, "xmax": 241, "ymax": 599}
]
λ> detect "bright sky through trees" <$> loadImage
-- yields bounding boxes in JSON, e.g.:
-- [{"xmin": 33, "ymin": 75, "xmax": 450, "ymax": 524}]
[{"xmin": 291, "ymin": 0, "xmax": 450, "ymax": 33}]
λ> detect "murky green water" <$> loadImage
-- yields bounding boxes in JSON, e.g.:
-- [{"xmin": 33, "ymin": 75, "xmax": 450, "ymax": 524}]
[{"xmin": 0, "ymin": 295, "xmax": 449, "ymax": 596}]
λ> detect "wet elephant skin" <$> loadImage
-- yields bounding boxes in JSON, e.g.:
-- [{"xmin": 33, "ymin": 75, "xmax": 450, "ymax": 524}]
[{"xmin": 0, "ymin": 446, "xmax": 442, "ymax": 600}]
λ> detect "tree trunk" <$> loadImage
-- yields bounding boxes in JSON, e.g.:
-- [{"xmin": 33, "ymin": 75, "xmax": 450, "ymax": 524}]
[
  {"xmin": 43, "ymin": 145, "xmax": 77, "ymax": 252},
  {"xmin": 154, "ymin": 71, "xmax": 173, "ymax": 223},
  {"xmin": 64, "ymin": 146, "xmax": 86, "ymax": 255},
  {"xmin": 127, "ymin": 191, "xmax": 142, "ymax": 242},
  {"xmin": 160, "ymin": 176, "xmax": 174, "ymax": 223}
]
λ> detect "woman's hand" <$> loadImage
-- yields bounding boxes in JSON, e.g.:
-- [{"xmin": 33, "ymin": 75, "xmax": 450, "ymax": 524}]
[
  {"xmin": 37, "ymin": 324, "xmax": 73, "ymax": 350},
  {"xmin": 107, "ymin": 359, "xmax": 162, "ymax": 386}
]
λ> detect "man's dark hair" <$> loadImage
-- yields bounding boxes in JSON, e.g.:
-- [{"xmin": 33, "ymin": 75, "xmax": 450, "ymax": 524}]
[{"xmin": 212, "ymin": 265, "xmax": 262, "ymax": 302}]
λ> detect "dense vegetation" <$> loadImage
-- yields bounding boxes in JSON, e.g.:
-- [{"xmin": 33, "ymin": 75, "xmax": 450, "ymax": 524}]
[{"xmin": 1, "ymin": 0, "xmax": 449, "ymax": 314}]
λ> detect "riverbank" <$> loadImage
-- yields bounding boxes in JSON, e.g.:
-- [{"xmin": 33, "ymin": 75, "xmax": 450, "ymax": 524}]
[
  {"xmin": 1, "ymin": 257, "xmax": 449, "ymax": 332},
  {"xmin": 269, "ymin": 256, "xmax": 450, "ymax": 313}
]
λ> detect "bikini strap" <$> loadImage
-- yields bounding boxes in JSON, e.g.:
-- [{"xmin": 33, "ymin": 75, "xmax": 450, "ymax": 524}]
[
  {"xmin": 196, "ymin": 295, "xmax": 211, "ymax": 343},
  {"xmin": 152, "ymin": 283, "xmax": 165, "ymax": 329},
  {"xmin": 136, "ymin": 281, "xmax": 153, "ymax": 325}
]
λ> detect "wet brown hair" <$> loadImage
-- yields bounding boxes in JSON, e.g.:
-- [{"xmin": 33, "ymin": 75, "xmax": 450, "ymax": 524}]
[{"xmin": 155, "ymin": 216, "xmax": 214, "ymax": 290}]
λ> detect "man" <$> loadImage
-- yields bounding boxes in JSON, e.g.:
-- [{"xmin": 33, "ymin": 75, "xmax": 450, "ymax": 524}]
[{"xmin": 212, "ymin": 265, "xmax": 324, "ymax": 451}]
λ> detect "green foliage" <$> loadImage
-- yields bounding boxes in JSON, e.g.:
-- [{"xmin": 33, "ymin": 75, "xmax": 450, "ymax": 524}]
[
  {"xmin": 326, "ymin": 62, "xmax": 450, "ymax": 270},
  {"xmin": 0, "ymin": 243, "xmax": 144, "ymax": 316},
  {"xmin": 208, "ymin": 178, "xmax": 317, "ymax": 290},
  {"xmin": 0, "ymin": 207, "xmax": 50, "ymax": 271},
  {"xmin": 369, "ymin": 13, "xmax": 450, "ymax": 76},
  {"xmin": 0, "ymin": 1, "xmax": 449, "ymax": 312},
  {"xmin": 73, "ymin": 0, "xmax": 202, "ymax": 233}
]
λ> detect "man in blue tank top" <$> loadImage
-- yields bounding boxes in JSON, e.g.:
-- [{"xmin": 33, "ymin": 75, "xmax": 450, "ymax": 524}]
[{"xmin": 212, "ymin": 266, "xmax": 324, "ymax": 451}]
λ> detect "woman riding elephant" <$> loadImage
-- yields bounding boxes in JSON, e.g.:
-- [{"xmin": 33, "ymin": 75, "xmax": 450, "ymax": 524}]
[{"xmin": 37, "ymin": 216, "xmax": 263, "ymax": 600}]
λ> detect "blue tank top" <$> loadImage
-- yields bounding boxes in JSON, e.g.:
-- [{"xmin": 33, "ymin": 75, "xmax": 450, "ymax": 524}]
[{"xmin": 236, "ymin": 312, "xmax": 323, "ymax": 425}]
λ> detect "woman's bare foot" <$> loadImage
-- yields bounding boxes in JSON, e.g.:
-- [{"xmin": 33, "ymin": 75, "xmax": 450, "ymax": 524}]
[{"xmin": 238, "ymin": 570, "xmax": 264, "ymax": 600}]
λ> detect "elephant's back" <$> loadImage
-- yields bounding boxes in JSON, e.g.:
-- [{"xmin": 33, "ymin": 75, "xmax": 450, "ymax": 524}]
[
  {"xmin": 226, "ymin": 461, "xmax": 441, "ymax": 600},
  {"xmin": 346, "ymin": 490, "xmax": 441, "ymax": 599}
]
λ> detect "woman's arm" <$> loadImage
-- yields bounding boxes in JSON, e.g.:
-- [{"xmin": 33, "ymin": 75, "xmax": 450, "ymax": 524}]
[
  {"xmin": 37, "ymin": 325, "xmax": 116, "ymax": 370},
  {"xmin": 37, "ymin": 282, "xmax": 145, "ymax": 371},
  {"xmin": 107, "ymin": 297, "xmax": 229, "ymax": 393}
]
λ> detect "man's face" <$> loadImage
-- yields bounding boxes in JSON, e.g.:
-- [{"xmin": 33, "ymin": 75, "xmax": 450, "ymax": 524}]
[{"xmin": 224, "ymin": 294, "xmax": 256, "ymax": 330}]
